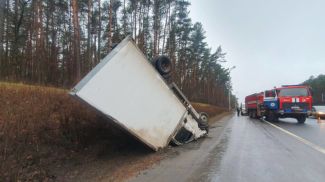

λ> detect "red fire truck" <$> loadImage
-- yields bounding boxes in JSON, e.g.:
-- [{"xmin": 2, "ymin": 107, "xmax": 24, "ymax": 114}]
[{"xmin": 245, "ymin": 85, "xmax": 313, "ymax": 123}]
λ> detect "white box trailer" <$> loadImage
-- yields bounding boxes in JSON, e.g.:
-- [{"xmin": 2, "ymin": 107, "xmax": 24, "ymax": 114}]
[{"xmin": 70, "ymin": 36, "xmax": 208, "ymax": 151}]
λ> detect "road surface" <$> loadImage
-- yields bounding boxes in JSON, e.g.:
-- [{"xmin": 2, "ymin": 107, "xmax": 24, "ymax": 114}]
[{"xmin": 130, "ymin": 114, "xmax": 325, "ymax": 182}]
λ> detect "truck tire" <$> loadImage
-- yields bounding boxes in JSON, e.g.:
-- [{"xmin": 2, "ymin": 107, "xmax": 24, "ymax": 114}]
[
  {"xmin": 252, "ymin": 111, "xmax": 257, "ymax": 119},
  {"xmin": 198, "ymin": 112, "xmax": 209, "ymax": 133},
  {"xmin": 297, "ymin": 116, "xmax": 306, "ymax": 124},
  {"xmin": 249, "ymin": 110, "xmax": 257, "ymax": 119},
  {"xmin": 154, "ymin": 55, "xmax": 172, "ymax": 76},
  {"xmin": 199, "ymin": 112, "xmax": 208, "ymax": 123},
  {"xmin": 267, "ymin": 112, "xmax": 278, "ymax": 122}
]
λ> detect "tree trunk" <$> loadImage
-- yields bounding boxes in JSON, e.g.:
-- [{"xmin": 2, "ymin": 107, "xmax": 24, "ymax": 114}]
[
  {"xmin": 71, "ymin": 0, "xmax": 81, "ymax": 82},
  {"xmin": 162, "ymin": 2, "xmax": 170, "ymax": 55},
  {"xmin": 108, "ymin": 0, "xmax": 112, "ymax": 51},
  {"xmin": 0, "ymin": 0, "xmax": 5, "ymax": 77},
  {"xmin": 97, "ymin": 0, "xmax": 101, "ymax": 63},
  {"xmin": 133, "ymin": 2, "xmax": 137, "ymax": 43},
  {"xmin": 153, "ymin": 0, "xmax": 159, "ymax": 57},
  {"xmin": 37, "ymin": 0, "xmax": 45, "ymax": 84},
  {"xmin": 87, "ymin": 0, "xmax": 93, "ymax": 71}
]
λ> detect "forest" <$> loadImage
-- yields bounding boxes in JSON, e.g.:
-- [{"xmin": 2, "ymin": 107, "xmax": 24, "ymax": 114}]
[
  {"xmin": 0, "ymin": 0, "xmax": 235, "ymax": 107},
  {"xmin": 303, "ymin": 74, "xmax": 325, "ymax": 105}
]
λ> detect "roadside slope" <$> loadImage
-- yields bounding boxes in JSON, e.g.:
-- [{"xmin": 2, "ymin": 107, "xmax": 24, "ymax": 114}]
[{"xmin": 0, "ymin": 82, "xmax": 227, "ymax": 181}]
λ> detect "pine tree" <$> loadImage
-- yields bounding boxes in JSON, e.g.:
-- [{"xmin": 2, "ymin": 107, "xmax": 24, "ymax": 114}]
[
  {"xmin": 0, "ymin": 0, "xmax": 233, "ymax": 107},
  {"xmin": 71, "ymin": 0, "xmax": 81, "ymax": 82}
]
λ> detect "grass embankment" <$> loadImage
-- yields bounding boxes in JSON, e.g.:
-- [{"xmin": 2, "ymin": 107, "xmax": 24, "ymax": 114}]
[
  {"xmin": 0, "ymin": 82, "xmax": 100, "ymax": 180},
  {"xmin": 0, "ymin": 82, "xmax": 226, "ymax": 181},
  {"xmin": 191, "ymin": 102, "xmax": 228, "ymax": 121}
]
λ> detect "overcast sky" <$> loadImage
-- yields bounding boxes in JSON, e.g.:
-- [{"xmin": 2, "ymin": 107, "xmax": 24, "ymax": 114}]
[{"xmin": 189, "ymin": 0, "xmax": 325, "ymax": 103}]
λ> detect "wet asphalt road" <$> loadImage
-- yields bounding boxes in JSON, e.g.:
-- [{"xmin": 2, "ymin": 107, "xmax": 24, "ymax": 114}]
[{"xmin": 130, "ymin": 114, "xmax": 325, "ymax": 182}]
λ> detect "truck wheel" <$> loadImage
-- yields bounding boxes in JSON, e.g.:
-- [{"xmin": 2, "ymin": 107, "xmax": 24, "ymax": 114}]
[
  {"xmin": 199, "ymin": 112, "xmax": 209, "ymax": 133},
  {"xmin": 253, "ymin": 111, "xmax": 257, "ymax": 119},
  {"xmin": 154, "ymin": 55, "xmax": 172, "ymax": 76},
  {"xmin": 199, "ymin": 112, "xmax": 208, "ymax": 123},
  {"xmin": 267, "ymin": 112, "xmax": 278, "ymax": 122},
  {"xmin": 297, "ymin": 116, "xmax": 306, "ymax": 124}
]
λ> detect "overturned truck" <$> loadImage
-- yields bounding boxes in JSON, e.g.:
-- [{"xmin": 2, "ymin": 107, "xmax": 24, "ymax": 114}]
[{"xmin": 70, "ymin": 36, "xmax": 209, "ymax": 151}]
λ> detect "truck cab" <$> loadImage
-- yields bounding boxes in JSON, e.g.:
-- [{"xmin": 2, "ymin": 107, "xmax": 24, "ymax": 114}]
[
  {"xmin": 263, "ymin": 85, "xmax": 312, "ymax": 123},
  {"xmin": 276, "ymin": 85, "xmax": 312, "ymax": 123},
  {"xmin": 262, "ymin": 89, "xmax": 279, "ymax": 121},
  {"xmin": 264, "ymin": 89, "xmax": 278, "ymax": 110}
]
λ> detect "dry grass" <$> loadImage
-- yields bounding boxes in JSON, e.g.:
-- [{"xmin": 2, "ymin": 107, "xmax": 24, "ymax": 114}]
[
  {"xmin": 191, "ymin": 102, "xmax": 228, "ymax": 119},
  {"xmin": 0, "ymin": 82, "xmax": 98, "ymax": 180},
  {"xmin": 0, "ymin": 82, "xmax": 166, "ymax": 181},
  {"xmin": 0, "ymin": 82, "xmax": 140, "ymax": 181},
  {"xmin": 0, "ymin": 82, "xmax": 226, "ymax": 181}
]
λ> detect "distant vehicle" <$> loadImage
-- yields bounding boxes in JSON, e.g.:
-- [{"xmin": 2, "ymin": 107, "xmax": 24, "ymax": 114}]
[
  {"xmin": 245, "ymin": 85, "xmax": 313, "ymax": 123},
  {"xmin": 311, "ymin": 106, "xmax": 325, "ymax": 119},
  {"xmin": 240, "ymin": 104, "xmax": 248, "ymax": 115}
]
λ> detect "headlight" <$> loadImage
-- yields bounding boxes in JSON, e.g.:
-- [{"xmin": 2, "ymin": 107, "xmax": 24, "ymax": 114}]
[{"xmin": 270, "ymin": 103, "xmax": 275, "ymax": 107}]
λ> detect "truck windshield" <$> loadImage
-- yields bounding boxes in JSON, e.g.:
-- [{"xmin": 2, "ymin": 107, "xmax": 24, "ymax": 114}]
[
  {"xmin": 265, "ymin": 90, "xmax": 276, "ymax": 97},
  {"xmin": 278, "ymin": 88, "xmax": 309, "ymax": 97}
]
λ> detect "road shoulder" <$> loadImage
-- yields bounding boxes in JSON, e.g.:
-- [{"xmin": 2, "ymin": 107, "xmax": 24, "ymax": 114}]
[{"xmin": 129, "ymin": 113, "xmax": 233, "ymax": 182}]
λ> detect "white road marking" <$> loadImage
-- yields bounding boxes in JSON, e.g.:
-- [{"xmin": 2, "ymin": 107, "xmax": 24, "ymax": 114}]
[{"xmin": 264, "ymin": 120, "xmax": 325, "ymax": 155}]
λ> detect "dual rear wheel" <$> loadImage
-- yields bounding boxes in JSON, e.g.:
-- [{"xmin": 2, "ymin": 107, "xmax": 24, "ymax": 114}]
[
  {"xmin": 249, "ymin": 110, "xmax": 259, "ymax": 119},
  {"xmin": 266, "ymin": 111, "xmax": 278, "ymax": 122},
  {"xmin": 297, "ymin": 116, "xmax": 306, "ymax": 124}
]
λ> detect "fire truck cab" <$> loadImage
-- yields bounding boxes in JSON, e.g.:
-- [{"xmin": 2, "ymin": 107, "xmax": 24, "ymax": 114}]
[{"xmin": 273, "ymin": 85, "xmax": 312, "ymax": 123}]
